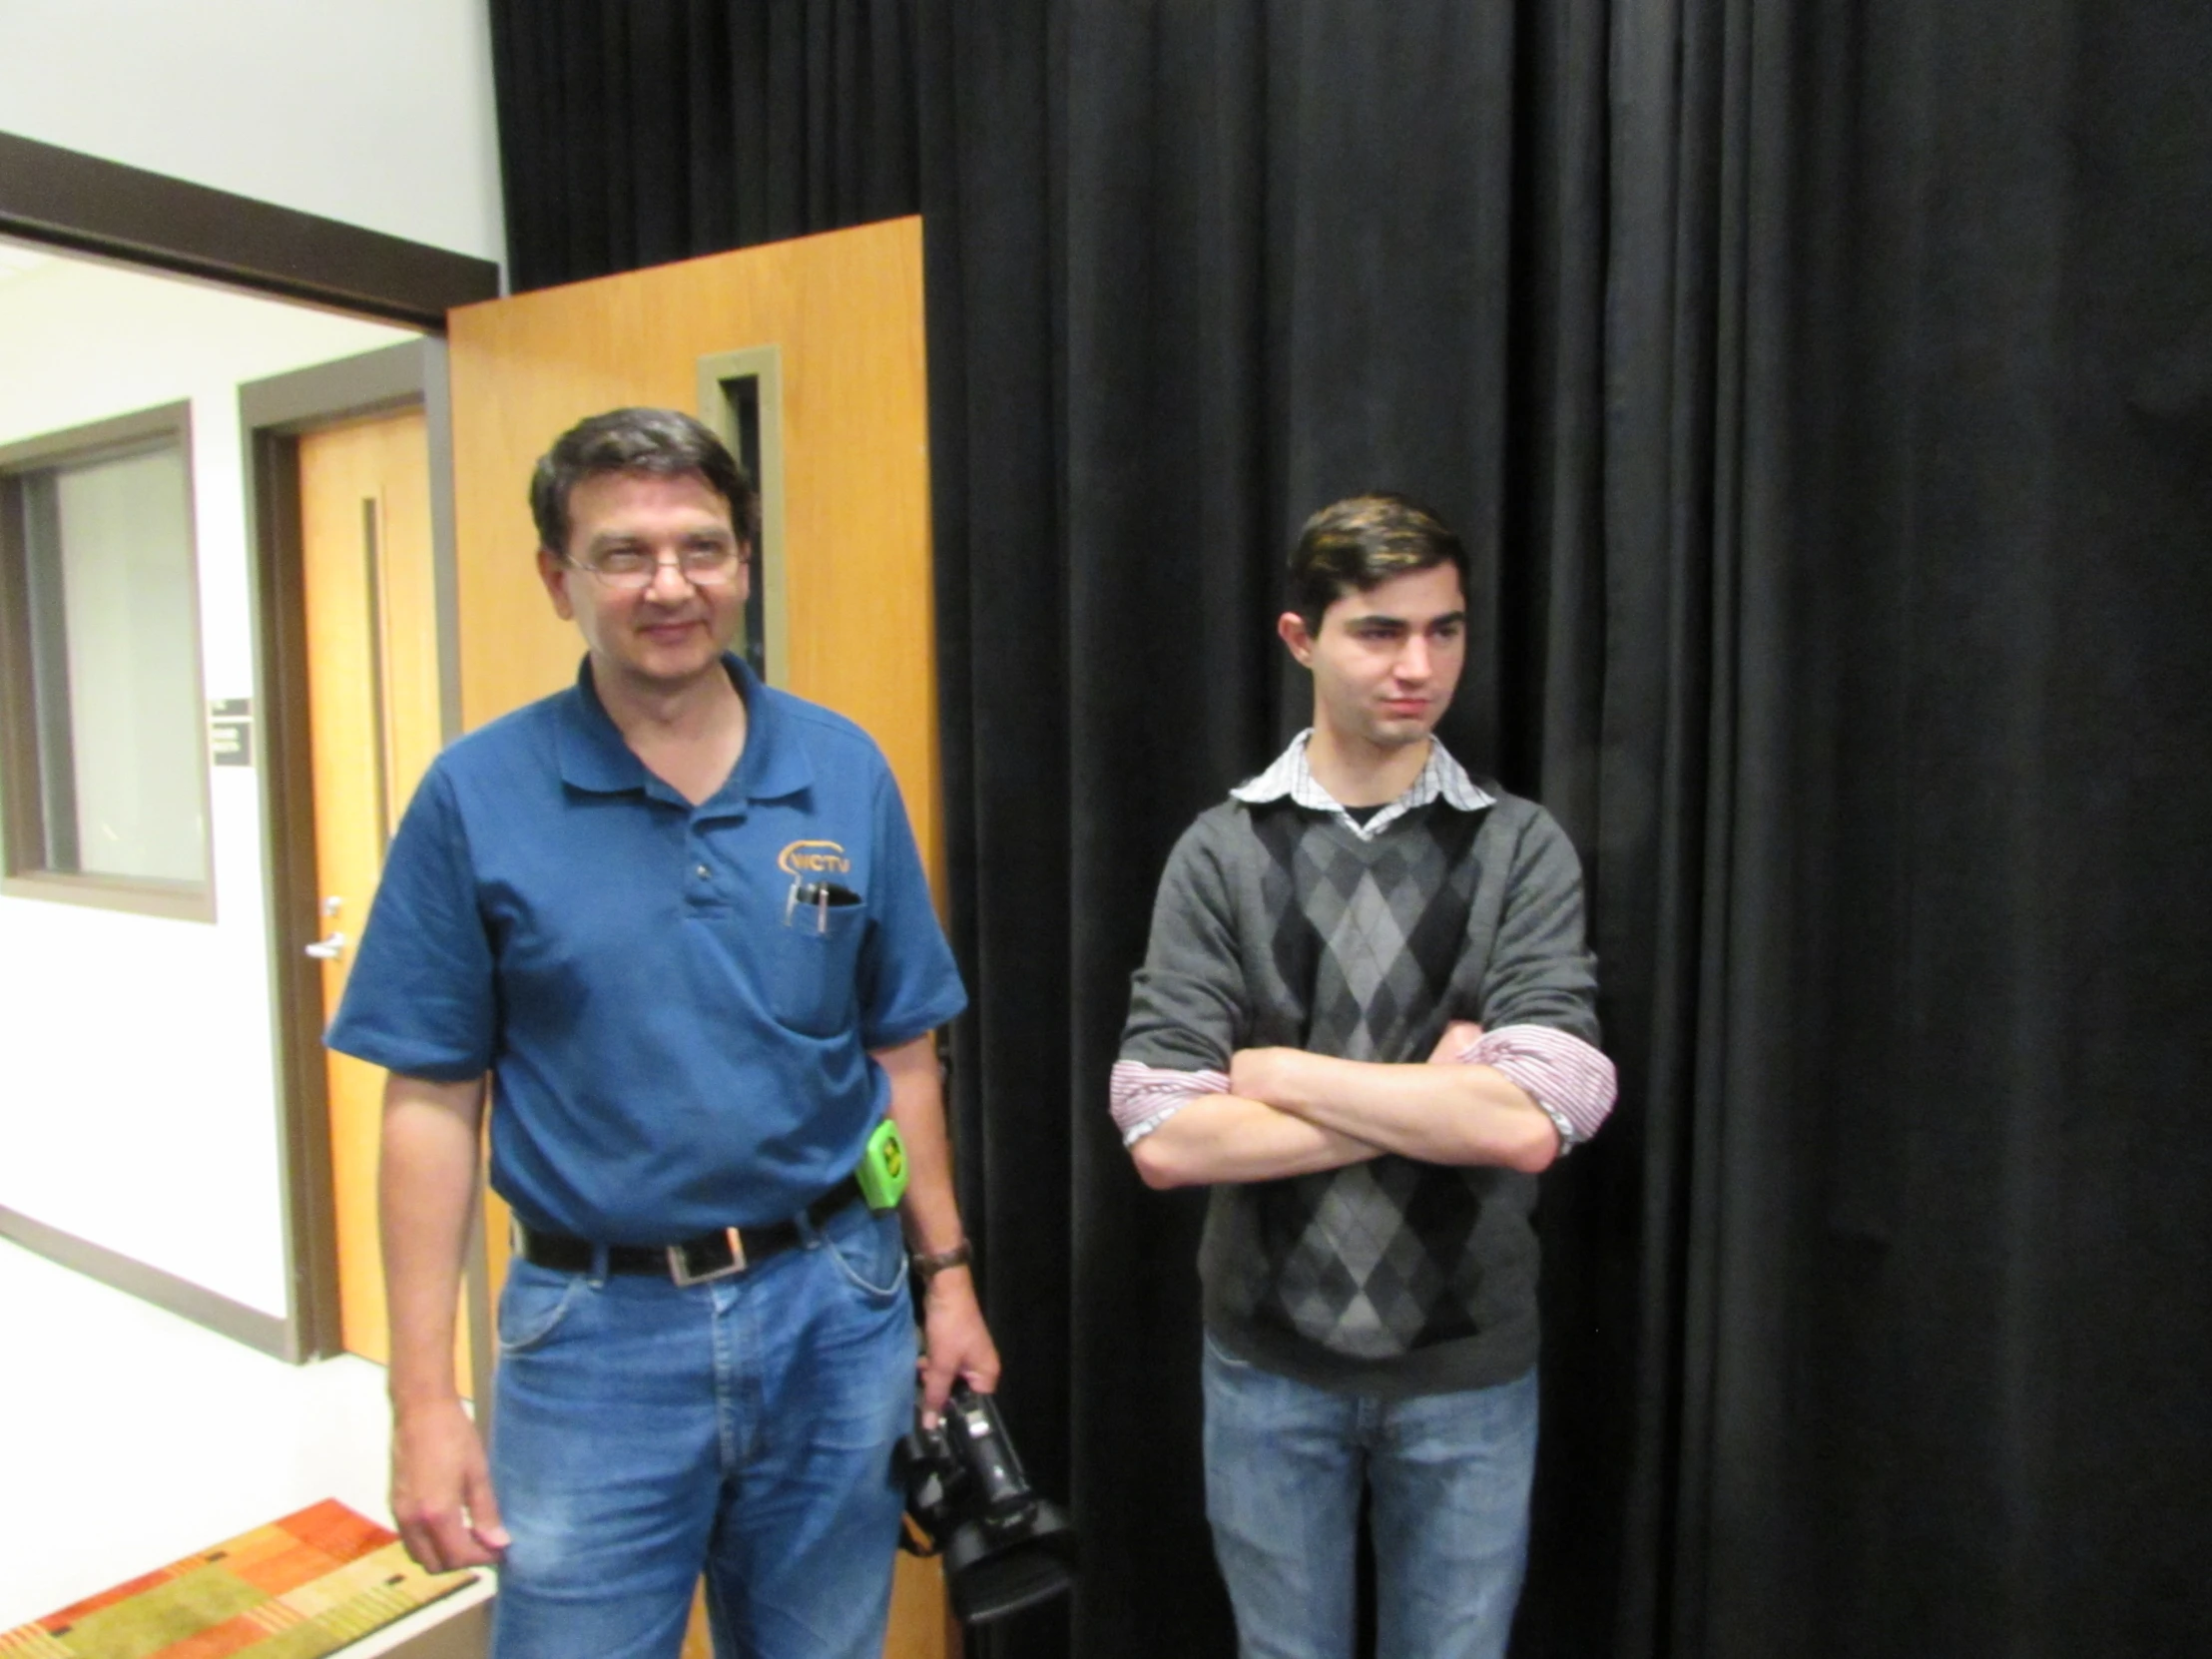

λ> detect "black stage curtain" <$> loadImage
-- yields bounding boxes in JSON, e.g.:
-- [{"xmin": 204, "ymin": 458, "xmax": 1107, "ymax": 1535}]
[
  {"xmin": 490, "ymin": 4, "xmax": 2212, "ymax": 1655},
  {"xmin": 490, "ymin": 0, "xmax": 919, "ymax": 288}
]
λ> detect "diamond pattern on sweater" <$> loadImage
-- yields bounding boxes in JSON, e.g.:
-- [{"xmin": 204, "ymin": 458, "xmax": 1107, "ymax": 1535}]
[
  {"xmin": 1231, "ymin": 800, "xmax": 1500, "ymax": 1360},
  {"xmin": 1300, "ymin": 835, "xmax": 1443, "ymax": 1064}
]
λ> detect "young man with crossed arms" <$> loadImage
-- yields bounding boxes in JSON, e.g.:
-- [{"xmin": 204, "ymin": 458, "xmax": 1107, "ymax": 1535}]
[{"xmin": 1114, "ymin": 494, "xmax": 1616, "ymax": 1659}]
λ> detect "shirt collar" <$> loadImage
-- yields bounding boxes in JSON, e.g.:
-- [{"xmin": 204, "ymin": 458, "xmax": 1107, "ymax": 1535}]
[
  {"xmin": 554, "ymin": 653, "xmax": 812, "ymax": 805},
  {"xmin": 1230, "ymin": 729, "xmax": 1493, "ymax": 838}
]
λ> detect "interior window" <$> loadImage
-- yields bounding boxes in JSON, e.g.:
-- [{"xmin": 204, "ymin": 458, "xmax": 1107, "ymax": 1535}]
[{"xmin": 1, "ymin": 408, "xmax": 211, "ymax": 914}]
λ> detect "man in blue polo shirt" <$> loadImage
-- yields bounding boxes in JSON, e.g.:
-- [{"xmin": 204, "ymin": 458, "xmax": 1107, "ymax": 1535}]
[{"xmin": 327, "ymin": 407, "xmax": 996, "ymax": 1659}]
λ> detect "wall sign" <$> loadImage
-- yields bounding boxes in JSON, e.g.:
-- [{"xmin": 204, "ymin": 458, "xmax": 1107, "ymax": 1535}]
[{"xmin": 210, "ymin": 698, "xmax": 254, "ymax": 768}]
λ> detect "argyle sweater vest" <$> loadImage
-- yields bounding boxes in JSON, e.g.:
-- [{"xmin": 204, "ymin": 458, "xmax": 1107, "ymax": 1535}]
[{"xmin": 1199, "ymin": 799, "xmax": 1535, "ymax": 1394}]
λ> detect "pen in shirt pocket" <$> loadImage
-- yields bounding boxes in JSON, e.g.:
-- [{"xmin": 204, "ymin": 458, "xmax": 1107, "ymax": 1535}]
[{"xmin": 786, "ymin": 878, "xmax": 862, "ymax": 932}]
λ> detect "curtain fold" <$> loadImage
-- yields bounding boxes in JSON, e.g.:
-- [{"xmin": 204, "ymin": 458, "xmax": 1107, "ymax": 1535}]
[
  {"xmin": 487, "ymin": 2, "xmax": 2212, "ymax": 1654},
  {"xmin": 490, "ymin": 0, "xmax": 917, "ymax": 289}
]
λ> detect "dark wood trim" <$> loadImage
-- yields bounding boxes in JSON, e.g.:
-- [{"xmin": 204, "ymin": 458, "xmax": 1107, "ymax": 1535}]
[
  {"xmin": 252, "ymin": 418, "xmax": 340, "ymax": 1360},
  {"xmin": 0, "ymin": 130, "xmax": 500, "ymax": 331},
  {"xmin": 241, "ymin": 339, "xmax": 470, "ymax": 1364},
  {"xmin": 0, "ymin": 1205, "xmax": 289, "ymax": 1358},
  {"xmin": 0, "ymin": 465, "xmax": 42, "ymax": 882},
  {"xmin": 244, "ymin": 355, "xmax": 418, "ymax": 1361}
]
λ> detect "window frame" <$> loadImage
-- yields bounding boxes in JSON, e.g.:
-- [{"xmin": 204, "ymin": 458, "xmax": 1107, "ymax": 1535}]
[{"xmin": 0, "ymin": 401, "xmax": 216, "ymax": 921}]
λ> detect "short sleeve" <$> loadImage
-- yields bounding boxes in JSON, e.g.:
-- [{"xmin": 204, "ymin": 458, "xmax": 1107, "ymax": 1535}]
[
  {"xmin": 854, "ymin": 762, "xmax": 966, "ymax": 1049},
  {"xmin": 324, "ymin": 766, "xmax": 497, "ymax": 1081}
]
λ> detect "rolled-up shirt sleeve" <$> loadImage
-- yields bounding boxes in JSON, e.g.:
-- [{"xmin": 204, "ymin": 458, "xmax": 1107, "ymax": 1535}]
[
  {"xmin": 1115, "ymin": 818, "xmax": 1247, "ymax": 1144},
  {"xmin": 1109, "ymin": 1060, "xmax": 1229, "ymax": 1145},
  {"xmin": 1452, "ymin": 1023, "xmax": 1616, "ymax": 1150},
  {"xmin": 1453, "ymin": 804, "xmax": 1613, "ymax": 1150}
]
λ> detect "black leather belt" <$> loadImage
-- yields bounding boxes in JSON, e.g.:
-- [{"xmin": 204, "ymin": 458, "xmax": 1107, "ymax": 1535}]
[{"xmin": 515, "ymin": 1175, "xmax": 869, "ymax": 1286}]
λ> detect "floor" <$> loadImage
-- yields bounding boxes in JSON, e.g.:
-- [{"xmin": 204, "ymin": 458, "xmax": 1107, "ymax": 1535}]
[{"xmin": 0, "ymin": 1236, "xmax": 489, "ymax": 1643}]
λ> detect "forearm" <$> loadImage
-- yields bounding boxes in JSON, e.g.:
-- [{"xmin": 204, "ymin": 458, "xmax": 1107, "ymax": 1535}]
[
  {"xmin": 1130, "ymin": 1090, "xmax": 1383, "ymax": 1189},
  {"xmin": 1232, "ymin": 1047, "xmax": 1558, "ymax": 1173},
  {"xmin": 874, "ymin": 1032, "xmax": 998, "ymax": 1409},
  {"xmin": 875, "ymin": 1033, "xmax": 965, "ymax": 1256},
  {"xmin": 379, "ymin": 1072, "xmax": 487, "ymax": 1408}
]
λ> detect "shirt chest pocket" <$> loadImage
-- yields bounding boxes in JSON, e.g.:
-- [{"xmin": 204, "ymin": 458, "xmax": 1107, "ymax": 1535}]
[{"xmin": 770, "ymin": 897, "xmax": 867, "ymax": 1036}]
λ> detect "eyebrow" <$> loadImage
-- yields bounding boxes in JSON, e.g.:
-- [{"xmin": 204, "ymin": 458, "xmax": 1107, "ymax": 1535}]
[
  {"xmin": 1347, "ymin": 610, "xmax": 1468, "ymax": 629},
  {"xmin": 584, "ymin": 524, "xmax": 738, "ymax": 550}
]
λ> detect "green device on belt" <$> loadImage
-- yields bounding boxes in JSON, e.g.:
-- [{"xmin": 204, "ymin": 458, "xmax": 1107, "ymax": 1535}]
[{"xmin": 856, "ymin": 1119, "xmax": 908, "ymax": 1211}]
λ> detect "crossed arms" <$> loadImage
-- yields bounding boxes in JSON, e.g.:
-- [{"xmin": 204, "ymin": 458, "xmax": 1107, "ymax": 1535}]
[
  {"xmin": 1115, "ymin": 802, "xmax": 1615, "ymax": 1192},
  {"xmin": 1125, "ymin": 1022, "xmax": 1562, "ymax": 1188}
]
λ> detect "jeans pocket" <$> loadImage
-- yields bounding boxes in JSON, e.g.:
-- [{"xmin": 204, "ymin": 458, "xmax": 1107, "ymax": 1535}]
[
  {"xmin": 1203, "ymin": 1329, "xmax": 1259, "ymax": 1372},
  {"xmin": 497, "ymin": 1262, "xmax": 587, "ymax": 1355},
  {"xmin": 770, "ymin": 901, "xmax": 867, "ymax": 1035},
  {"xmin": 824, "ymin": 1210, "xmax": 908, "ymax": 1306}
]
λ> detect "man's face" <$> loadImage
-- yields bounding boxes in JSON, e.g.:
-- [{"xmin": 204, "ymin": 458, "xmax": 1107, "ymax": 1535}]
[
  {"xmin": 535, "ymin": 469, "xmax": 750, "ymax": 698},
  {"xmin": 1279, "ymin": 562, "xmax": 1467, "ymax": 754}
]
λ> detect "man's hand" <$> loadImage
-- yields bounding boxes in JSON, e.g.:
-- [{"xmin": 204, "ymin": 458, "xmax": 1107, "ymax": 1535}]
[
  {"xmin": 378, "ymin": 1072, "xmax": 502, "ymax": 1572},
  {"xmin": 916, "ymin": 1265, "xmax": 1000, "ymax": 1427},
  {"xmin": 872, "ymin": 1031, "xmax": 1000, "ymax": 1424},
  {"xmin": 389, "ymin": 1396, "xmax": 508, "ymax": 1573}
]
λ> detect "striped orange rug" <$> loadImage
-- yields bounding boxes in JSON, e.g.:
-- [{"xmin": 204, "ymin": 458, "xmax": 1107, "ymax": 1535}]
[{"xmin": 0, "ymin": 1499, "xmax": 476, "ymax": 1658}]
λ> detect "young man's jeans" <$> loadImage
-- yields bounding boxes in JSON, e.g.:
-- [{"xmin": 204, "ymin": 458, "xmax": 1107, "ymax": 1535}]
[
  {"xmin": 1202, "ymin": 1334, "xmax": 1538, "ymax": 1659},
  {"xmin": 487, "ymin": 1201, "xmax": 915, "ymax": 1659}
]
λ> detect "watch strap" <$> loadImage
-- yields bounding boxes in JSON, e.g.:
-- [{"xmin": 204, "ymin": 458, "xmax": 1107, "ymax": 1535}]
[{"xmin": 910, "ymin": 1240, "xmax": 972, "ymax": 1281}]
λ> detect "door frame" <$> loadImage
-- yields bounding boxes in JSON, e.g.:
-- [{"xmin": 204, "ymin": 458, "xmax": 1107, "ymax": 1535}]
[
  {"xmin": 242, "ymin": 340, "xmax": 486, "ymax": 1376},
  {"xmin": 1, "ymin": 131, "xmax": 498, "ymax": 330},
  {"xmin": 0, "ymin": 135, "xmax": 499, "ymax": 1367}
]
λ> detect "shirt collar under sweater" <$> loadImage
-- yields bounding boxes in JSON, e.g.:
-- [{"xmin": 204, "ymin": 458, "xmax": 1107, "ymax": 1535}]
[{"xmin": 1230, "ymin": 729, "xmax": 1494, "ymax": 839}]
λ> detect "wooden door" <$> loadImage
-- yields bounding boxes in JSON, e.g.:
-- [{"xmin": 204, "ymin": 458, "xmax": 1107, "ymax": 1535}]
[
  {"xmin": 446, "ymin": 217, "xmax": 955, "ymax": 1659},
  {"xmin": 298, "ymin": 407, "xmax": 458, "ymax": 1378}
]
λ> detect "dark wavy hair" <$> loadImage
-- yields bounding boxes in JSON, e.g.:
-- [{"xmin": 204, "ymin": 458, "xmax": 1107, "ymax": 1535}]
[
  {"xmin": 528, "ymin": 407, "xmax": 760, "ymax": 555},
  {"xmin": 1286, "ymin": 493, "xmax": 1467, "ymax": 634}
]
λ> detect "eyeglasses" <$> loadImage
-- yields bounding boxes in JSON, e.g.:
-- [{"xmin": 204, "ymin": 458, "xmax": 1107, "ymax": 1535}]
[{"xmin": 566, "ymin": 544, "xmax": 744, "ymax": 591}]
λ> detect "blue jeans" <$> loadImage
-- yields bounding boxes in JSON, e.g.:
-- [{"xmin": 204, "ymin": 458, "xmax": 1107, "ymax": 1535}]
[
  {"xmin": 488, "ymin": 1201, "xmax": 916, "ymax": 1659},
  {"xmin": 1202, "ymin": 1334, "xmax": 1538, "ymax": 1659}
]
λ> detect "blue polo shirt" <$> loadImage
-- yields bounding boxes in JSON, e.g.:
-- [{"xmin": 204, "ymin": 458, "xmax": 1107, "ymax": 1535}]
[{"xmin": 325, "ymin": 655, "xmax": 966, "ymax": 1242}]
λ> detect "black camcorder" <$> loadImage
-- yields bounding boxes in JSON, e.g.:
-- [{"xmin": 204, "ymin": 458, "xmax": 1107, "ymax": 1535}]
[{"xmin": 897, "ymin": 1381, "xmax": 1079, "ymax": 1625}]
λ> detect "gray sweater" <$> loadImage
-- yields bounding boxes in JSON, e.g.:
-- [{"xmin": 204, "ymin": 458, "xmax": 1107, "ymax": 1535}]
[{"xmin": 1119, "ymin": 787, "xmax": 1600, "ymax": 1397}]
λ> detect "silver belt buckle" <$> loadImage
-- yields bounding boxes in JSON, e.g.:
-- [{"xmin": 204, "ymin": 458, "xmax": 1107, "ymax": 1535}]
[{"xmin": 668, "ymin": 1226, "xmax": 747, "ymax": 1286}]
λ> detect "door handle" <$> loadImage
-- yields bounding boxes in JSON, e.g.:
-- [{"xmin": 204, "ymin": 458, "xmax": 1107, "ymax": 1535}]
[{"xmin": 304, "ymin": 931, "xmax": 348, "ymax": 960}]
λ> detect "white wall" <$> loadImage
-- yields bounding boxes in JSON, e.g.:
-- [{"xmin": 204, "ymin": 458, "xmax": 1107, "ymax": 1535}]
[
  {"xmin": 0, "ymin": 253, "xmax": 416, "ymax": 1314},
  {"xmin": 0, "ymin": 0, "xmax": 505, "ymax": 267},
  {"xmin": 0, "ymin": 0, "xmax": 501, "ymax": 1322}
]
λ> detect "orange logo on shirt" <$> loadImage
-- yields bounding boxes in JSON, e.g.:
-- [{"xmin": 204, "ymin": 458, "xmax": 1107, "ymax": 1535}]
[{"xmin": 779, "ymin": 839, "xmax": 851, "ymax": 875}]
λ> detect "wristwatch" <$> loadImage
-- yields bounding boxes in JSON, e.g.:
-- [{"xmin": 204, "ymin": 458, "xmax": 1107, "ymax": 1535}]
[{"xmin": 910, "ymin": 1240, "xmax": 972, "ymax": 1281}]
